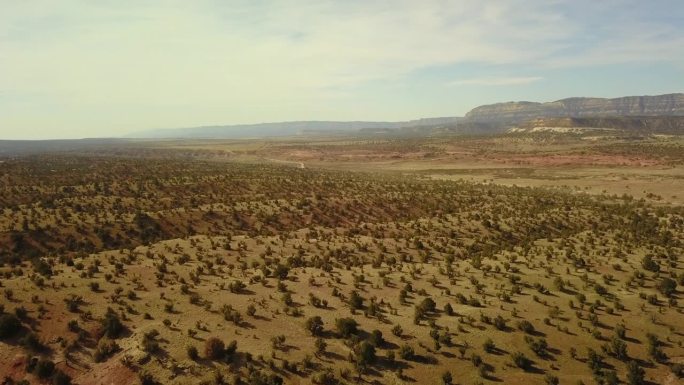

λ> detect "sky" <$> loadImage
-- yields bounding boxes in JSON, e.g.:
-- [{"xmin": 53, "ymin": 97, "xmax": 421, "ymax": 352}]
[{"xmin": 1, "ymin": 0, "xmax": 684, "ymax": 139}]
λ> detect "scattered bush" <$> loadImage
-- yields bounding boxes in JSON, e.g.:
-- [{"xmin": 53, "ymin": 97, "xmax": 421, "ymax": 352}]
[
  {"xmin": 204, "ymin": 337, "xmax": 225, "ymax": 360},
  {"xmin": 305, "ymin": 316, "xmax": 324, "ymax": 336},
  {"xmin": 517, "ymin": 320, "xmax": 535, "ymax": 334},
  {"xmin": 0, "ymin": 313, "xmax": 21, "ymax": 339},
  {"xmin": 101, "ymin": 308, "xmax": 124, "ymax": 338},
  {"xmin": 511, "ymin": 351, "xmax": 532, "ymax": 371},
  {"xmin": 335, "ymin": 317, "xmax": 358, "ymax": 338},
  {"xmin": 187, "ymin": 345, "xmax": 198, "ymax": 360},
  {"xmin": 399, "ymin": 344, "xmax": 415, "ymax": 360}
]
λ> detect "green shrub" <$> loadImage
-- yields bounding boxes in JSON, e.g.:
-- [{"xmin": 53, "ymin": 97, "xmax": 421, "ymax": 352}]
[
  {"xmin": 335, "ymin": 317, "xmax": 358, "ymax": 338},
  {"xmin": 34, "ymin": 358, "xmax": 55, "ymax": 379},
  {"xmin": 511, "ymin": 351, "xmax": 532, "ymax": 371},
  {"xmin": 205, "ymin": 337, "xmax": 225, "ymax": 360},
  {"xmin": 399, "ymin": 344, "xmax": 414, "ymax": 360},
  {"xmin": 101, "ymin": 308, "xmax": 123, "ymax": 338},
  {"xmin": 0, "ymin": 313, "xmax": 21, "ymax": 339},
  {"xmin": 187, "ymin": 345, "xmax": 198, "ymax": 360}
]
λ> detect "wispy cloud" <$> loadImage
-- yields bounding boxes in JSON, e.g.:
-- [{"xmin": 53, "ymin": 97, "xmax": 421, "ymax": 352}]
[{"xmin": 448, "ymin": 76, "xmax": 543, "ymax": 86}]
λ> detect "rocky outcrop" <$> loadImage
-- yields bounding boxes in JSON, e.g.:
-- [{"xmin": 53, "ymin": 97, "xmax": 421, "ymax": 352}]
[
  {"xmin": 514, "ymin": 116, "xmax": 684, "ymax": 134},
  {"xmin": 465, "ymin": 93, "xmax": 684, "ymax": 123}
]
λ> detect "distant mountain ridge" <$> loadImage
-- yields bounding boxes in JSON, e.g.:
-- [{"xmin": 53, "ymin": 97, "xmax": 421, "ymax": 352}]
[
  {"xmin": 125, "ymin": 93, "xmax": 684, "ymax": 139},
  {"xmin": 464, "ymin": 93, "xmax": 684, "ymax": 124},
  {"xmin": 127, "ymin": 117, "xmax": 463, "ymax": 139}
]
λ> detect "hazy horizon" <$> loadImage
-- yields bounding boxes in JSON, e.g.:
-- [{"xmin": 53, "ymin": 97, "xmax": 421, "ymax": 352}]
[{"xmin": 2, "ymin": 0, "xmax": 684, "ymax": 140}]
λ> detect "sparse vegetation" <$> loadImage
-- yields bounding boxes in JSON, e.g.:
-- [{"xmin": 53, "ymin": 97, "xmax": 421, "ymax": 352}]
[{"xmin": 0, "ymin": 136, "xmax": 682, "ymax": 384}]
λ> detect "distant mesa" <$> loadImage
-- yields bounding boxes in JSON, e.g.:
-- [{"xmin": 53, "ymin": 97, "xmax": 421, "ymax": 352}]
[{"xmin": 464, "ymin": 93, "xmax": 684, "ymax": 124}]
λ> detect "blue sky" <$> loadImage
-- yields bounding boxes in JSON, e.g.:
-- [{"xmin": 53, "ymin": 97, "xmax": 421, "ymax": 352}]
[{"xmin": 1, "ymin": 0, "xmax": 683, "ymax": 139}]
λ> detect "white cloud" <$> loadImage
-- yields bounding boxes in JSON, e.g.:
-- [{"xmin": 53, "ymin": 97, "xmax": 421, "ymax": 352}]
[
  {"xmin": 0, "ymin": 1, "xmax": 560, "ymax": 91},
  {"xmin": 448, "ymin": 76, "xmax": 543, "ymax": 86}
]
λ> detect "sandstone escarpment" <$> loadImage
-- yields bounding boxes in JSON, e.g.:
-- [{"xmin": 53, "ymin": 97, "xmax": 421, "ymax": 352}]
[
  {"xmin": 465, "ymin": 93, "xmax": 684, "ymax": 123},
  {"xmin": 516, "ymin": 116, "xmax": 684, "ymax": 134}
]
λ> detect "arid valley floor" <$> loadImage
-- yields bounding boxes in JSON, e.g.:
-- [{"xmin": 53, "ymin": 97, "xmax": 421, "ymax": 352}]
[{"xmin": 0, "ymin": 132, "xmax": 683, "ymax": 385}]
